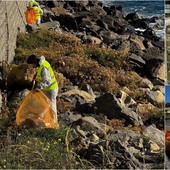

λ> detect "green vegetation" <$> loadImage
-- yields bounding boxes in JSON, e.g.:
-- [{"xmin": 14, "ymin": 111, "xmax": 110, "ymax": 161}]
[{"xmin": 0, "ymin": 123, "xmax": 93, "ymax": 169}]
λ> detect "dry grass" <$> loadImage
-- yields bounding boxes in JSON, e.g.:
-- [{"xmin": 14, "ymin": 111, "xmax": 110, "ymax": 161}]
[{"xmin": 14, "ymin": 29, "xmax": 128, "ymax": 94}]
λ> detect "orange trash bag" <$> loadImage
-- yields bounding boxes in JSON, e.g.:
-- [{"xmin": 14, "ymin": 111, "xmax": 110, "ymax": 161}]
[
  {"xmin": 25, "ymin": 7, "xmax": 36, "ymax": 24},
  {"xmin": 16, "ymin": 91, "xmax": 58, "ymax": 128}
]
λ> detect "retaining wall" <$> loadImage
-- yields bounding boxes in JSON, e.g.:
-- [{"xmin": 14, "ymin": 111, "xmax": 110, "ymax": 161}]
[{"xmin": 0, "ymin": 1, "xmax": 27, "ymax": 63}]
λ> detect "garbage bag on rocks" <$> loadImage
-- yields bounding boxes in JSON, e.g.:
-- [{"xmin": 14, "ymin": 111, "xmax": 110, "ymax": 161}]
[{"xmin": 16, "ymin": 91, "xmax": 58, "ymax": 128}]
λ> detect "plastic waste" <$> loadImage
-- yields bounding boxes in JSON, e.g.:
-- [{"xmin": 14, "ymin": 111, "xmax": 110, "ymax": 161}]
[{"xmin": 16, "ymin": 91, "xmax": 58, "ymax": 128}]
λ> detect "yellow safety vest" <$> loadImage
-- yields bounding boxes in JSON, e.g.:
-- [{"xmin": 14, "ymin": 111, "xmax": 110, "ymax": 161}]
[
  {"xmin": 29, "ymin": 0, "xmax": 38, "ymax": 7},
  {"xmin": 36, "ymin": 60, "xmax": 58, "ymax": 91},
  {"xmin": 34, "ymin": 6, "xmax": 42, "ymax": 19}
]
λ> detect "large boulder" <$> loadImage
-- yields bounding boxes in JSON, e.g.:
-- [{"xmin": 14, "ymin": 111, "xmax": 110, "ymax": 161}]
[
  {"xmin": 100, "ymin": 30, "xmax": 118, "ymax": 44},
  {"xmin": 117, "ymin": 90, "xmax": 137, "ymax": 108},
  {"xmin": 129, "ymin": 18, "xmax": 149, "ymax": 29},
  {"xmin": 143, "ymin": 28, "xmax": 160, "ymax": 41},
  {"xmin": 43, "ymin": 0, "xmax": 65, "ymax": 8},
  {"xmin": 58, "ymin": 89, "xmax": 95, "ymax": 105},
  {"xmin": 128, "ymin": 53, "xmax": 146, "ymax": 70},
  {"xmin": 140, "ymin": 78, "xmax": 154, "ymax": 89},
  {"xmin": 155, "ymin": 63, "xmax": 165, "ymax": 81},
  {"xmin": 69, "ymin": 0, "xmax": 89, "ymax": 7},
  {"xmin": 94, "ymin": 93, "xmax": 143, "ymax": 126},
  {"xmin": 79, "ymin": 17, "xmax": 100, "ymax": 33},
  {"xmin": 101, "ymin": 15, "xmax": 127, "ymax": 33},
  {"xmin": 75, "ymin": 5, "xmax": 106, "ymax": 22},
  {"xmin": 56, "ymin": 12, "xmax": 78, "ymax": 30},
  {"xmin": 146, "ymin": 90, "xmax": 164, "ymax": 105},
  {"xmin": 125, "ymin": 12, "xmax": 141, "ymax": 21},
  {"xmin": 143, "ymin": 125, "xmax": 164, "ymax": 146},
  {"xmin": 142, "ymin": 47, "xmax": 164, "ymax": 78},
  {"xmin": 129, "ymin": 34, "xmax": 145, "ymax": 50}
]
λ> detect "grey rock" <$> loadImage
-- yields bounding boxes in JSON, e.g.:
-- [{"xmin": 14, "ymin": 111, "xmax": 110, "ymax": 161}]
[
  {"xmin": 117, "ymin": 90, "xmax": 137, "ymax": 108},
  {"xmin": 143, "ymin": 125, "xmax": 164, "ymax": 146},
  {"xmin": 128, "ymin": 53, "xmax": 146, "ymax": 68},
  {"xmin": 146, "ymin": 90, "xmax": 164, "ymax": 104},
  {"xmin": 94, "ymin": 93, "xmax": 143, "ymax": 126},
  {"xmin": 126, "ymin": 12, "xmax": 142, "ymax": 21},
  {"xmin": 140, "ymin": 78, "xmax": 153, "ymax": 89},
  {"xmin": 81, "ymin": 84, "xmax": 96, "ymax": 98},
  {"xmin": 60, "ymin": 110, "xmax": 82, "ymax": 125}
]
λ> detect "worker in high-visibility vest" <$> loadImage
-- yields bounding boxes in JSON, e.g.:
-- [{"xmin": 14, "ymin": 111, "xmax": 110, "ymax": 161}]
[
  {"xmin": 27, "ymin": 54, "xmax": 59, "ymax": 124},
  {"xmin": 32, "ymin": 4, "xmax": 43, "ymax": 26},
  {"xmin": 29, "ymin": 0, "xmax": 39, "ymax": 8}
]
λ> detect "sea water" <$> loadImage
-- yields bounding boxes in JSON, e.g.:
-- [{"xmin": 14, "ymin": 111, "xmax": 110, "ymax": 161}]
[{"xmin": 102, "ymin": 0, "xmax": 164, "ymax": 38}]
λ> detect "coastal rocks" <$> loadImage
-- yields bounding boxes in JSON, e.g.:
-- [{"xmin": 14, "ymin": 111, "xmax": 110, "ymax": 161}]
[
  {"xmin": 125, "ymin": 12, "xmax": 142, "ymax": 21},
  {"xmin": 128, "ymin": 53, "xmax": 146, "ymax": 69},
  {"xmin": 86, "ymin": 35, "xmax": 102, "ymax": 44},
  {"xmin": 143, "ymin": 125, "xmax": 164, "ymax": 146},
  {"xmin": 129, "ymin": 18, "xmax": 149, "ymax": 29},
  {"xmin": 40, "ymin": 21, "xmax": 61, "ymax": 31},
  {"xmin": 45, "ymin": 0, "xmax": 65, "ymax": 8},
  {"xmin": 136, "ymin": 103, "xmax": 157, "ymax": 123},
  {"xmin": 55, "ymin": 12, "xmax": 78, "ymax": 31},
  {"xmin": 149, "ymin": 140, "xmax": 160, "ymax": 152},
  {"xmin": 60, "ymin": 110, "xmax": 82, "ymax": 125},
  {"xmin": 155, "ymin": 63, "xmax": 165, "ymax": 81},
  {"xmin": 140, "ymin": 78, "xmax": 153, "ymax": 89},
  {"xmin": 143, "ymin": 28, "xmax": 160, "ymax": 41},
  {"xmin": 26, "ymin": 21, "xmax": 62, "ymax": 33},
  {"xmin": 94, "ymin": 93, "xmax": 143, "ymax": 126},
  {"xmin": 9, "ymin": 1, "xmax": 164, "ymax": 168},
  {"xmin": 58, "ymin": 88, "xmax": 95, "ymax": 104},
  {"xmin": 142, "ymin": 47, "xmax": 164, "ymax": 78},
  {"xmin": 114, "ymin": 140, "xmax": 144, "ymax": 169},
  {"xmin": 38, "ymin": 0, "xmax": 163, "ymax": 73},
  {"xmin": 129, "ymin": 34, "xmax": 145, "ymax": 50},
  {"xmin": 79, "ymin": 116, "xmax": 104, "ymax": 133},
  {"xmin": 76, "ymin": 128, "xmax": 163, "ymax": 169},
  {"xmin": 117, "ymin": 90, "xmax": 137, "ymax": 108},
  {"xmin": 146, "ymin": 90, "xmax": 164, "ymax": 105}
]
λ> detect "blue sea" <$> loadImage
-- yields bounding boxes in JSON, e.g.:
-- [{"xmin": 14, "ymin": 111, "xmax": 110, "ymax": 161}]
[{"xmin": 102, "ymin": 0, "xmax": 164, "ymax": 38}]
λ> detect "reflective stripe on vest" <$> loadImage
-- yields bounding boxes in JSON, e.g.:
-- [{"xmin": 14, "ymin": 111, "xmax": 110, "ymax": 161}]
[{"xmin": 36, "ymin": 60, "xmax": 58, "ymax": 91}]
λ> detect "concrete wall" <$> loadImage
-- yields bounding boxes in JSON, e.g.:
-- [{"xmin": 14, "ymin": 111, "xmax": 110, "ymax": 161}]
[{"xmin": 0, "ymin": 1, "xmax": 27, "ymax": 63}]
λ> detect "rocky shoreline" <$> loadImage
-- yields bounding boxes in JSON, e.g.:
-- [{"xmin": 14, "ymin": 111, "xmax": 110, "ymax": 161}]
[
  {"xmin": 0, "ymin": 0, "xmax": 164, "ymax": 169},
  {"xmin": 27, "ymin": 0, "xmax": 164, "ymax": 81}
]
